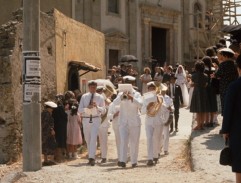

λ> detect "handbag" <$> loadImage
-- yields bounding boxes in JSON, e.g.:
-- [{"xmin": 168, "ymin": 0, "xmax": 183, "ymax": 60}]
[{"xmin": 219, "ymin": 138, "xmax": 232, "ymax": 166}]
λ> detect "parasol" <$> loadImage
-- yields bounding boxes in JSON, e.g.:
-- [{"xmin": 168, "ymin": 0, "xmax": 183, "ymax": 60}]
[{"xmin": 120, "ymin": 55, "xmax": 138, "ymax": 62}]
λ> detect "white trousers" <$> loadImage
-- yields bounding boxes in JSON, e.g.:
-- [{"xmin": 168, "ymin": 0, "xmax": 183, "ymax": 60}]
[
  {"xmin": 119, "ymin": 125, "xmax": 140, "ymax": 164},
  {"xmin": 83, "ymin": 118, "xmax": 101, "ymax": 159},
  {"xmin": 98, "ymin": 125, "xmax": 108, "ymax": 159},
  {"xmin": 146, "ymin": 123, "xmax": 164, "ymax": 160},
  {"xmin": 112, "ymin": 121, "xmax": 121, "ymax": 160},
  {"xmin": 161, "ymin": 125, "xmax": 170, "ymax": 152}
]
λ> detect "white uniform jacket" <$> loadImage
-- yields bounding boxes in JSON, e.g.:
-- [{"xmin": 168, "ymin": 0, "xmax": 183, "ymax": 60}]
[
  {"xmin": 161, "ymin": 94, "xmax": 174, "ymax": 124},
  {"xmin": 78, "ymin": 92, "xmax": 106, "ymax": 117},
  {"xmin": 107, "ymin": 102, "xmax": 119, "ymax": 125},
  {"xmin": 141, "ymin": 97, "xmax": 163, "ymax": 126},
  {"xmin": 113, "ymin": 90, "xmax": 143, "ymax": 127}
]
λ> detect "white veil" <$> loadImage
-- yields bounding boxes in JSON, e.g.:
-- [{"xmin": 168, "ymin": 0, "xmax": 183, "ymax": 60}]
[{"xmin": 175, "ymin": 65, "xmax": 187, "ymax": 78}]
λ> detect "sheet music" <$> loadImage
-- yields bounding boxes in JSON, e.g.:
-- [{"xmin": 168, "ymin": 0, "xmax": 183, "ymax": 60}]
[{"xmin": 84, "ymin": 107, "xmax": 98, "ymax": 116}]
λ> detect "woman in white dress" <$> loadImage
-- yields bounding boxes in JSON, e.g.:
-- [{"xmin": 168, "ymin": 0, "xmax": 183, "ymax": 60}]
[
  {"xmin": 175, "ymin": 65, "xmax": 189, "ymax": 106},
  {"xmin": 140, "ymin": 67, "xmax": 152, "ymax": 94}
]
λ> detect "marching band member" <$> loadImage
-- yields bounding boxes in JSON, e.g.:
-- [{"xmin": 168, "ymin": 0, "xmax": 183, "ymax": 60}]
[
  {"xmin": 160, "ymin": 84, "xmax": 174, "ymax": 155},
  {"xmin": 78, "ymin": 80, "xmax": 106, "ymax": 166},
  {"xmin": 113, "ymin": 76, "xmax": 143, "ymax": 168},
  {"xmin": 141, "ymin": 82, "xmax": 164, "ymax": 166},
  {"xmin": 97, "ymin": 85, "xmax": 113, "ymax": 164},
  {"xmin": 107, "ymin": 94, "xmax": 121, "ymax": 165}
]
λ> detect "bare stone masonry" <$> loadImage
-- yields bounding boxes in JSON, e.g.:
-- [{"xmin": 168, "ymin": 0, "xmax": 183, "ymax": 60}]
[
  {"xmin": 0, "ymin": 9, "xmax": 105, "ymax": 164},
  {"xmin": 0, "ymin": 9, "xmax": 22, "ymax": 163}
]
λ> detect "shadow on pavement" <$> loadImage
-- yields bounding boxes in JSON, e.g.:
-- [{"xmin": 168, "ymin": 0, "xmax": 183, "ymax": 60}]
[{"xmin": 201, "ymin": 133, "xmax": 224, "ymax": 151}]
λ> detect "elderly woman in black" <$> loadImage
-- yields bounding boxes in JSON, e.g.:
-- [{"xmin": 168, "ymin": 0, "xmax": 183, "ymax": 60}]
[
  {"xmin": 190, "ymin": 61, "xmax": 208, "ymax": 130},
  {"xmin": 203, "ymin": 56, "xmax": 218, "ymax": 127},
  {"xmin": 42, "ymin": 101, "xmax": 57, "ymax": 166},
  {"xmin": 213, "ymin": 48, "xmax": 238, "ymax": 115},
  {"xmin": 221, "ymin": 55, "xmax": 241, "ymax": 183}
]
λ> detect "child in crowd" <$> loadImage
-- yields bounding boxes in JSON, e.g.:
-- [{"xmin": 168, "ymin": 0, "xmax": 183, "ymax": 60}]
[{"xmin": 66, "ymin": 103, "xmax": 82, "ymax": 159}]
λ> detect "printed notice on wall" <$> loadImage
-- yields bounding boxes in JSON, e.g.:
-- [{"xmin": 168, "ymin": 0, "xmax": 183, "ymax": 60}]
[
  {"xmin": 24, "ymin": 84, "xmax": 41, "ymax": 102},
  {"xmin": 25, "ymin": 60, "xmax": 41, "ymax": 77}
]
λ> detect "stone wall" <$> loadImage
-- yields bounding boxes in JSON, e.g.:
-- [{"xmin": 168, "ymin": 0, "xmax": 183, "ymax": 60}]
[
  {"xmin": 0, "ymin": 10, "xmax": 57, "ymax": 163},
  {"xmin": 0, "ymin": 10, "xmax": 22, "ymax": 163}
]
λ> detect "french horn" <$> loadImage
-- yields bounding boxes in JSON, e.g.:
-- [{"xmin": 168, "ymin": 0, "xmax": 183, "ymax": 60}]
[{"xmin": 147, "ymin": 95, "xmax": 163, "ymax": 117}]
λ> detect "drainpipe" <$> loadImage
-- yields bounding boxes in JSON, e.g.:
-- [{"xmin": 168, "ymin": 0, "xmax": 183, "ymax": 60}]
[{"xmin": 72, "ymin": 0, "xmax": 75, "ymax": 19}]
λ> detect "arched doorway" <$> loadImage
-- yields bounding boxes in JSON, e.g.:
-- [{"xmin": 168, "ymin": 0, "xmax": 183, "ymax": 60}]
[
  {"xmin": 68, "ymin": 61, "xmax": 101, "ymax": 92},
  {"xmin": 68, "ymin": 66, "xmax": 79, "ymax": 91}
]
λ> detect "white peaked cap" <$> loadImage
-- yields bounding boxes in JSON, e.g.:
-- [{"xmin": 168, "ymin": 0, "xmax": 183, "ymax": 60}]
[
  {"xmin": 218, "ymin": 48, "xmax": 235, "ymax": 55},
  {"xmin": 147, "ymin": 81, "xmax": 156, "ymax": 87},
  {"xmin": 123, "ymin": 75, "xmax": 136, "ymax": 81},
  {"xmin": 44, "ymin": 101, "xmax": 57, "ymax": 108}
]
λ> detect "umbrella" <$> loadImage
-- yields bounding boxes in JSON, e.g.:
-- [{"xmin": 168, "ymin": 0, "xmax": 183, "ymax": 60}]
[
  {"xmin": 221, "ymin": 24, "xmax": 241, "ymax": 35},
  {"xmin": 221, "ymin": 25, "xmax": 241, "ymax": 43},
  {"xmin": 120, "ymin": 55, "xmax": 138, "ymax": 62}
]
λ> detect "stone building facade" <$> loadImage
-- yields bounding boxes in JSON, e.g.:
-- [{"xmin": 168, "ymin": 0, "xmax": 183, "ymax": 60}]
[
  {"xmin": 72, "ymin": 0, "xmax": 224, "ymax": 72},
  {"xmin": 0, "ymin": 0, "xmax": 224, "ymax": 73},
  {"xmin": 0, "ymin": 9, "xmax": 105, "ymax": 163}
]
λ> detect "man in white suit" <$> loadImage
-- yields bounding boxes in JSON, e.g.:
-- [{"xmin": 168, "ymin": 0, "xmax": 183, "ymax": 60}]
[
  {"xmin": 141, "ymin": 82, "xmax": 164, "ymax": 166},
  {"xmin": 78, "ymin": 80, "xmax": 106, "ymax": 166},
  {"xmin": 107, "ymin": 94, "xmax": 121, "ymax": 165},
  {"xmin": 113, "ymin": 77, "xmax": 143, "ymax": 168}
]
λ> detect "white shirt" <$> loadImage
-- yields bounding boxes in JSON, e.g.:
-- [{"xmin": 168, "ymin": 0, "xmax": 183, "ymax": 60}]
[
  {"xmin": 161, "ymin": 95, "xmax": 174, "ymax": 124},
  {"xmin": 78, "ymin": 92, "xmax": 106, "ymax": 117},
  {"xmin": 113, "ymin": 89, "xmax": 143, "ymax": 127},
  {"xmin": 169, "ymin": 83, "xmax": 175, "ymax": 99}
]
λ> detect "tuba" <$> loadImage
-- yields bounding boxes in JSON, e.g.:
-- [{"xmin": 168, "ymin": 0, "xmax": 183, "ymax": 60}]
[
  {"xmin": 103, "ymin": 84, "xmax": 116, "ymax": 99},
  {"xmin": 147, "ymin": 95, "xmax": 163, "ymax": 117}
]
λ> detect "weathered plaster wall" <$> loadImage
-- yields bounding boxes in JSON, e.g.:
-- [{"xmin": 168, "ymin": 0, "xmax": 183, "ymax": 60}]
[{"xmin": 54, "ymin": 10, "xmax": 106, "ymax": 94}]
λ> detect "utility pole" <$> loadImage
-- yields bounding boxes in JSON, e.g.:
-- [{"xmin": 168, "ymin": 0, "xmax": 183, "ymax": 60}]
[
  {"xmin": 196, "ymin": 10, "xmax": 200, "ymax": 60},
  {"xmin": 22, "ymin": 0, "xmax": 41, "ymax": 171}
]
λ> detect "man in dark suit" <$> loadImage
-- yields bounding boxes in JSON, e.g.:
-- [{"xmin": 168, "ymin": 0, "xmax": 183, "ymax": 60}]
[{"xmin": 167, "ymin": 74, "xmax": 183, "ymax": 132}]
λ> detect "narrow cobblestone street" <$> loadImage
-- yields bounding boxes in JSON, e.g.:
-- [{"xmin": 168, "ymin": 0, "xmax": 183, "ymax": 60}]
[{"xmin": 0, "ymin": 108, "xmax": 235, "ymax": 183}]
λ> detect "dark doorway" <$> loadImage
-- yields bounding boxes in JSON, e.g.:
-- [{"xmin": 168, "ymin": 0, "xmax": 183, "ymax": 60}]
[
  {"xmin": 68, "ymin": 67, "xmax": 79, "ymax": 91},
  {"xmin": 109, "ymin": 49, "xmax": 119, "ymax": 68},
  {"xmin": 151, "ymin": 27, "xmax": 167, "ymax": 67}
]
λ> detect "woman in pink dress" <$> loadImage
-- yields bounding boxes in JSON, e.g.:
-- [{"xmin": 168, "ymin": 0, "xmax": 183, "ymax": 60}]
[{"xmin": 67, "ymin": 103, "xmax": 82, "ymax": 159}]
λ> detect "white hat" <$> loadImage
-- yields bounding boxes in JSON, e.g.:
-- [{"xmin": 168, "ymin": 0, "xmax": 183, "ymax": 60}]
[
  {"xmin": 160, "ymin": 83, "xmax": 168, "ymax": 91},
  {"xmin": 123, "ymin": 75, "xmax": 136, "ymax": 82},
  {"xmin": 218, "ymin": 48, "xmax": 235, "ymax": 55},
  {"xmin": 97, "ymin": 85, "xmax": 105, "ymax": 91},
  {"xmin": 147, "ymin": 81, "xmax": 156, "ymax": 87},
  {"xmin": 44, "ymin": 101, "xmax": 57, "ymax": 108},
  {"xmin": 88, "ymin": 80, "xmax": 97, "ymax": 86}
]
